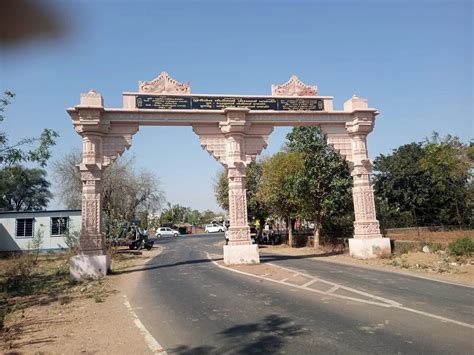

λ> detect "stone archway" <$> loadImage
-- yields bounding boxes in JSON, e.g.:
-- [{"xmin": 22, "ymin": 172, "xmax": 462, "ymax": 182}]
[{"xmin": 67, "ymin": 72, "xmax": 390, "ymax": 280}]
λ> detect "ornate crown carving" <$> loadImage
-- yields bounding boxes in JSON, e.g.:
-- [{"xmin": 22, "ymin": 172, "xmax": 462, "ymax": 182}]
[
  {"xmin": 139, "ymin": 71, "xmax": 191, "ymax": 94},
  {"xmin": 271, "ymin": 75, "xmax": 317, "ymax": 96}
]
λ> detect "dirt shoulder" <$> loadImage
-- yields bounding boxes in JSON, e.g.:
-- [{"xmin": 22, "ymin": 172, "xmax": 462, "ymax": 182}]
[
  {"xmin": 1, "ymin": 247, "xmax": 162, "ymax": 354},
  {"xmin": 259, "ymin": 245, "xmax": 474, "ymax": 287}
]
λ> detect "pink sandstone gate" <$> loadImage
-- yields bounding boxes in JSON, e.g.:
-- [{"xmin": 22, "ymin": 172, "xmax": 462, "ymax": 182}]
[{"xmin": 67, "ymin": 72, "xmax": 391, "ymax": 280}]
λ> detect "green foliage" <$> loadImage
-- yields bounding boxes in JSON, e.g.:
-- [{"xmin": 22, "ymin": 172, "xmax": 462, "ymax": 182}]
[
  {"xmin": 0, "ymin": 91, "xmax": 59, "ymax": 167},
  {"xmin": 159, "ymin": 203, "xmax": 220, "ymax": 226},
  {"xmin": 245, "ymin": 162, "xmax": 270, "ymax": 224},
  {"xmin": 285, "ymin": 127, "xmax": 353, "ymax": 238},
  {"xmin": 0, "ymin": 91, "xmax": 15, "ymax": 122},
  {"xmin": 200, "ymin": 209, "xmax": 220, "ymax": 224},
  {"xmin": 30, "ymin": 226, "xmax": 44, "ymax": 260},
  {"xmin": 373, "ymin": 133, "xmax": 472, "ymax": 227},
  {"xmin": 214, "ymin": 170, "xmax": 229, "ymax": 211},
  {"xmin": 214, "ymin": 162, "xmax": 269, "ymax": 224},
  {"xmin": 160, "ymin": 203, "xmax": 191, "ymax": 225},
  {"xmin": 448, "ymin": 237, "xmax": 474, "ymax": 256},
  {"xmin": 0, "ymin": 165, "xmax": 52, "ymax": 211},
  {"xmin": 63, "ymin": 225, "xmax": 80, "ymax": 253},
  {"xmin": 258, "ymin": 151, "xmax": 304, "ymax": 221},
  {"xmin": 187, "ymin": 209, "xmax": 203, "ymax": 225}
]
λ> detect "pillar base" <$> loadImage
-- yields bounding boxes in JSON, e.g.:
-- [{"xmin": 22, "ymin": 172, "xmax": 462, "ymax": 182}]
[
  {"xmin": 349, "ymin": 238, "xmax": 391, "ymax": 259},
  {"xmin": 70, "ymin": 254, "xmax": 111, "ymax": 281},
  {"xmin": 223, "ymin": 244, "xmax": 260, "ymax": 264}
]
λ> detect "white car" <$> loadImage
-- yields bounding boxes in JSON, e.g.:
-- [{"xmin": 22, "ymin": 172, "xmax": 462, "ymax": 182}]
[
  {"xmin": 205, "ymin": 223, "xmax": 226, "ymax": 233},
  {"xmin": 155, "ymin": 227, "xmax": 180, "ymax": 238}
]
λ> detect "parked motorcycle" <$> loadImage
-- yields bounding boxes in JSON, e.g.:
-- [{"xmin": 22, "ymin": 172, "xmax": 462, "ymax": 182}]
[{"xmin": 128, "ymin": 230, "xmax": 154, "ymax": 251}]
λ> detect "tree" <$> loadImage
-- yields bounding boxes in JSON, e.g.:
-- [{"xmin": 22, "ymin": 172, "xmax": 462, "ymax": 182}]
[
  {"xmin": 1, "ymin": 91, "xmax": 58, "ymax": 168},
  {"xmin": 214, "ymin": 170, "xmax": 229, "ymax": 211},
  {"xmin": 420, "ymin": 134, "xmax": 472, "ymax": 226},
  {"xmin": 53, "ymin": 151, "xmax": 165, "ymax": 236},
  {"xmin": 185, "ymin": 209, "xmax": 203, "ymax": 225},
  {"xmin": 373, "ymin": 134, "xmax": 473, "ymax": 227},
  {"xmin": 160, "ymin": 203, "xmax": 190, "ymax": 225},
  {"xmin": 373, "ymin": 142, "xmax": 434, "ymax": 227},
  {"xmin": 257, "ymin": 152, "xmax": 304, "ymax": 247},
  {"xmin": 201, "ymin": 209, "xmax": 218, "ymax": 224},
  {"xmin": 0, "ymin": 166, "xmax": 52, "ymax": 211},
  {"xmin": 245, "ymin": 162, "xmax": 270, "ymax": 231},
  {"xmin": 286, "ymin": 127, "xmax": 353, "ymax": 245}
]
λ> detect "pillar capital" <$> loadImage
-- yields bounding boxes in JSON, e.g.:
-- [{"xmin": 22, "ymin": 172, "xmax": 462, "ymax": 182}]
[
  {"xmin": 220, "ymin": 108, "xmax": 250, "ymax": 135},
  {"xmin": 345, "ymin": 117, "xmax": 375, "ymax": 136}
]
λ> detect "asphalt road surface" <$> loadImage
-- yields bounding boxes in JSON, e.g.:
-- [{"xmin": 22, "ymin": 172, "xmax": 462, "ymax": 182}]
[{"xmin": 128, "ymin": 233, "xmax": 474, "ymax": 354}]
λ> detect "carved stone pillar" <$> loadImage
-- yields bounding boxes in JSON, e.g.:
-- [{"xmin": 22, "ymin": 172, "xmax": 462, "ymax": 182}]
[
  {"xmin": 346, "ymin": 122, "xmax": 381, "ymax": 238},
  {"xmin": 345, "ymin": 96, "xmax": 391, "ymax": 258},
  {"xmin": 226, "ymin": 163, "xmax": 251, "ymax": 246},
  {"xmin": 78, "ymin": 137, "xmax": 105, "ymax": 255},
  {"xmin": 219, "ymin": 109, "xmax": 251, "ymax": 246},
  {"xmin": 68, "ymin": 90, "xmax": 138, "ymax": 280},
  {"xmin": 193, "ymin": 108, "xmax": 275, "ymax": 264}
]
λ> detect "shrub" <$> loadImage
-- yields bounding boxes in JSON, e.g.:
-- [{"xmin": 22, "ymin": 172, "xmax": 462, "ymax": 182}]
[
  {"xmin": 63, "ymin": 227, "xmax": 80, "ymax": 254},
  {"xmin": 448, "ymin": 237, "xmax": 474, "ymax": 256}
]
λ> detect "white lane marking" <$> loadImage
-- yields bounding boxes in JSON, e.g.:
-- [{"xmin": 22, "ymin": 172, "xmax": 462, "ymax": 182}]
[
  {"xmin": 123, "ymin": 295, "xmax": 167, "ymax": 354},
  {"xmin": 280, "ymin": 278, "xmax": 289, "ymax": 282},
  {"xmin": 206, "ymin": 253, "xmax": 474, "ymax": 330},
  {"xmin": 206, "ymin": 253, "xmax": 394, "ymax": 307},
  {"xmin": 302, "ymin": 279, "xmax": 317, "ymax": 287},
  {"xmin": 327, "ymin": 285, "xmax": 340, "ymax": 294},
  {"xmin": 267, "ymin": 263, "xmax": 401, "ymax": 306}
]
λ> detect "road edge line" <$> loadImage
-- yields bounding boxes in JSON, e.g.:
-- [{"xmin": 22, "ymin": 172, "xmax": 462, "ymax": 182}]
[
  {"xmin": 282, "ymin": 254, "xmax": 474, "ymax": 289},
  {"xmin": 123, "ymin": 295, "xmax": 167, "ymax": 354},
  {"xmin": 207, "ymin": 253, "xmax": 474, "ymax": 330},
  {"xmin": 205, "ymin": 252, "xmax": 392, "ymax": 307}
]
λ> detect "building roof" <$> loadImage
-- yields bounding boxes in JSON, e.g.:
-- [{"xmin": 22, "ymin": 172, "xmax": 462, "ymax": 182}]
[{"xmin": 0, "ymin": 209, "xmax": 81, "ymax": 216}]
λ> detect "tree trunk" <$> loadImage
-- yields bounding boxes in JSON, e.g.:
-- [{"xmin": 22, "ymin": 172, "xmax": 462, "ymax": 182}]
[
  {"xmin": 455, "ymin": 200, "xmax": 462, "ymax": 227},
  {"xmin": 313, "ymin": 215, "xmax": 321, "ymax": 248},
  {"xmin": 287, "ymin": 216, "xmax": 294, "ymax": 248},
  {"xmin": 258, "ymin": 218, "xmax": 265, "ymax": 242}
]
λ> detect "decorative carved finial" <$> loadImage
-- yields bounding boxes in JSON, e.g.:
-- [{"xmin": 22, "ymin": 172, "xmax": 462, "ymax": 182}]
[
  {"xmin": 80, "ymin": 89, "xmax": 103, "ymax": 106},
  {"xmin": 271, "ymin": 75, "xmax": 317, "ymax": 96},
  {"xmin": 139, "ymin": 71, "xmax": 190, "ymax": 94}
]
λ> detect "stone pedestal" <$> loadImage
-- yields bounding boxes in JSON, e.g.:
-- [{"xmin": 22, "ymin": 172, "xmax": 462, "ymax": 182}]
[
  {"xmin": 349, "ymin": 238, "xmax": 391, "ymax": 259},
  {"xmin": 70, "ymin": 254, "xmax": 111, "ymax": 281},
  {"xmin": 223, "ymin": 244, "xmax": 260, "ymax": 264}
]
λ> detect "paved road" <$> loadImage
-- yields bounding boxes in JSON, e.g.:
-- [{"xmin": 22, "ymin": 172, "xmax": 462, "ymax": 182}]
[{"xmin": 128, "ymin": 234, "xmax": 474, "ymax": 354}]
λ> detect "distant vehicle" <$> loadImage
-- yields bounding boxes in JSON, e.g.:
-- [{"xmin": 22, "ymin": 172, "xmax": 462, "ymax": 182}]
[
  {"xmin": 156, "ymin": 227, "xmax": 179, "ymax": 238},
  {"xmin": 205, "ymin": 223, "xmax": 226, "ymax": 233}
]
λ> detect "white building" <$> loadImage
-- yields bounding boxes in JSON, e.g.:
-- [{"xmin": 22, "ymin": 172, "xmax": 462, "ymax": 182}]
[{"xmin": 0, "ymin": 210, "xmax": 81, "ymax": 252}]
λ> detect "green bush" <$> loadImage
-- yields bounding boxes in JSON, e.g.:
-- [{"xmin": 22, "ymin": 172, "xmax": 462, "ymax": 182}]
[{"xmin": 448, "ymin": 237, "xmax": 474, "ymax": 256}]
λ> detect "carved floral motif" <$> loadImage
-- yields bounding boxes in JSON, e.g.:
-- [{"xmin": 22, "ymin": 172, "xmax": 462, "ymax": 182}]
[
  {"xmin": 272, "ymin": 75, "xmax": 317, "ymax": 96},
  {"xmin": 139, "ymin": 72, "xmax": 190, "ymax": 94},
  {"xmin": 354, "ymin": 222, "xmax": 381, "ymax": 236}
]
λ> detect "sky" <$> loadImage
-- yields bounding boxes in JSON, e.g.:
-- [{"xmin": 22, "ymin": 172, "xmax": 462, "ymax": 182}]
[{"xmin": 1, "ymin": 0, "xmax": 472, "ymax": 213}]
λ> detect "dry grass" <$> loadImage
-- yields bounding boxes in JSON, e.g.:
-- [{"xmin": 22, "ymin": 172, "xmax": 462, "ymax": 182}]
[
  {"xmin": 0, "ymin": 251, "xmax": 120, "ymax": 344},
  {"xmin": 384, "ymin": 229, "xmax": 474, "ymax": 245}
]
